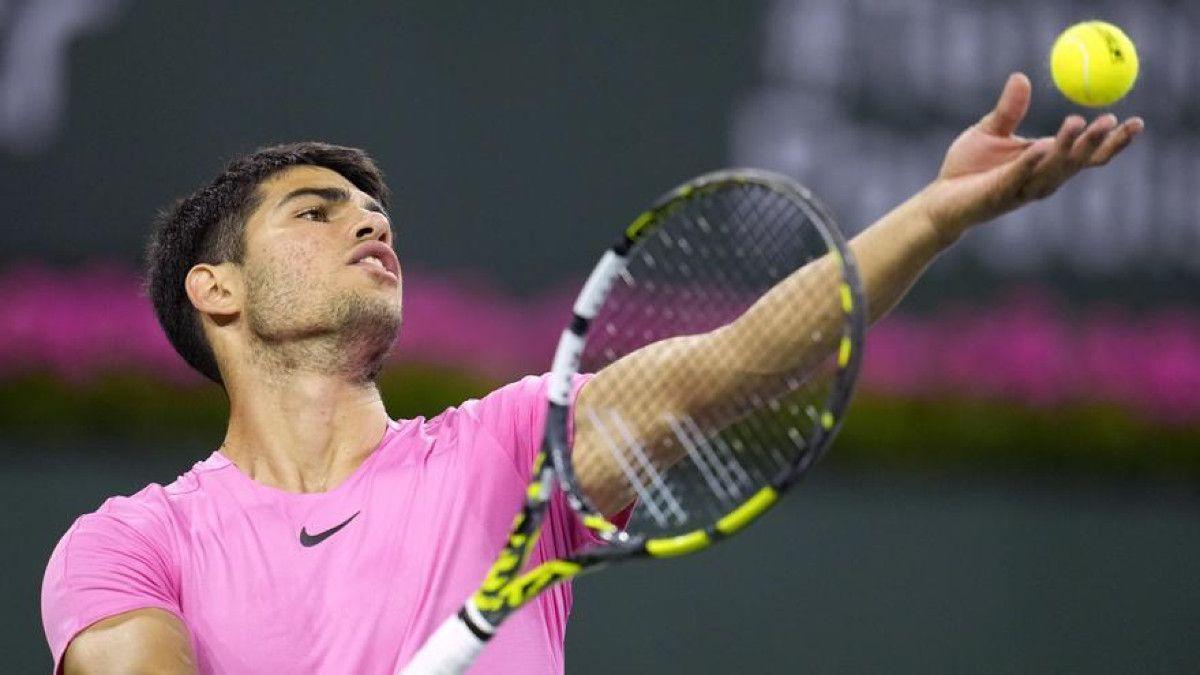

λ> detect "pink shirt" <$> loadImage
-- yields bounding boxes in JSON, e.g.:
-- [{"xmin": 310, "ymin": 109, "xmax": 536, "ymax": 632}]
[{"xmin": 42, "ymin": 374, "xmax": 593, "ymax": 674}]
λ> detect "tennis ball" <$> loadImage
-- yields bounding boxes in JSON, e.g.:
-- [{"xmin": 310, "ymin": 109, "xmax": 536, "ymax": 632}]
[{"xmin": 1050, "ymin": 20, "xmax": 1139, "ymax": 107}]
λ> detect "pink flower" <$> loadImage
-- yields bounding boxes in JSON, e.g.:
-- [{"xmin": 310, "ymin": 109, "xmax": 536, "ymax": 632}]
[{"xmin": 1, "ymin": 265, "xmax": 1197, "ymax": 424}]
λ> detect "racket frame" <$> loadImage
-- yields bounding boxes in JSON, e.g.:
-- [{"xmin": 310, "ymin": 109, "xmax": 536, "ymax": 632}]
[
  {"xmin": 546, "ymin": 168, "xmax": 866, "ymax": 556},
  {"xmin": 400, "ymin": 168, "xmax": 866, "ymax": 674}
]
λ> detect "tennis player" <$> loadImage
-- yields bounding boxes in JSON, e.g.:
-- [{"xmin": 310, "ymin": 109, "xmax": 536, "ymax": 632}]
[{"xmin": 41, "ymin": 73, "xmax": 1139, "ymax": 674}]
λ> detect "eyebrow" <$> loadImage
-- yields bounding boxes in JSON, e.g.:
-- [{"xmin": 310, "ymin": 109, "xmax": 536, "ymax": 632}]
[{"xmin": 276, "ymin": 186, "xmax": 387, "ymax": 217}]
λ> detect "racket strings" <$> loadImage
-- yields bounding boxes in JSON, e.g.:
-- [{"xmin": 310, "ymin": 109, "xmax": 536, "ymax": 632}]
[
  {"xmin": 591, "ymin": 189, "xmax": 799, "ymax": 363},
  {"xmin": 572, "ymin": 183, "xmax": 847, "ymax": 535},
  {"xmin": 578, "ymin": 201, "xmax": 835, "ymax": 520},
  {"xmin": 583, "ymin": 406, "xmax": 688, "ymax": 528}
]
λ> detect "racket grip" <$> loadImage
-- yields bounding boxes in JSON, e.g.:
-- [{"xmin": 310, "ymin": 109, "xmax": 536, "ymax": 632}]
[{"xmin": 399, "ymin": 608, "xmax": 490, "ymax": 675}]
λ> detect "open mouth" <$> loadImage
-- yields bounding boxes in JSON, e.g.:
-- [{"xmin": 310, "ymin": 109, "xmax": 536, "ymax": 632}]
[
  {"xmin": 348, "ymin": 242, "xmax": 400, "ymax": 281},
  {"xmin": 357, "ymin": 255, "xmax": 391, "ymax": 273}
]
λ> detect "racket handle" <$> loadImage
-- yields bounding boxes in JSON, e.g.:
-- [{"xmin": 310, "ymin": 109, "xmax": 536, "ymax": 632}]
[{"xmin": 399, "ymin": 608, "xmax": 490, "ymax": 675}]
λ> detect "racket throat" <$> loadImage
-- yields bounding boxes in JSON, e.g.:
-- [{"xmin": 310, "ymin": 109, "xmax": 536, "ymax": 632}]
[{"xmin": 458, "ymin": 601, "xmax": 497, "ymax": 642}]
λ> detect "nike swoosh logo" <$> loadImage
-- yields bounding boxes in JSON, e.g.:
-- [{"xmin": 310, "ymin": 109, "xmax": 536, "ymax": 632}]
[{"xmin": 299, "ymin": 511, "xmax": 360, "ymax": 547}]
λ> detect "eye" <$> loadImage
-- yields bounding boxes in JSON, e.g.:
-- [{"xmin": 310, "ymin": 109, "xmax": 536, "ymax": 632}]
[{"xmin": 297, "ymin": 205, "xmax": 329, "ymax": 222}]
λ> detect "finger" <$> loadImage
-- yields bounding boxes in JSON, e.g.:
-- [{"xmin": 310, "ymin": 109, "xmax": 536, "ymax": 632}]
[
  {"xmin": 1068, "ymin": 114, "xmax": 1118, "ymax": 166},
  {"xmin": 1029, "ymin": 115, "xmax": 1086, "ymax": 179},
  {"xmin": 1000, "ymin": 137, "xmax": 1055, "ymax": 203},
  {"xmin": 1089, "ymin": 117, "xmax": 1145, "ymax": 166},
  {"xmin": 1054, "ymin": 115, "xmax": 1088, "ymax": 151},
  {"xmin": 978, "ymin": 72, "xmax": 1032, "ymax": 137}
]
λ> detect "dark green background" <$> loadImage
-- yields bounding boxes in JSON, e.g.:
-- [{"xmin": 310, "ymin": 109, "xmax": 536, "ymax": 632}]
[{"xmin": 0, "ymin": 2, "xmax": 755, "ymax": 294}]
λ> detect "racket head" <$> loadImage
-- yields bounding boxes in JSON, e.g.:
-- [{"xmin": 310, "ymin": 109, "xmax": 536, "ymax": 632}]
[{"xmin": 546, "ymin": 168, "xmax": 866, "ymax": 556}]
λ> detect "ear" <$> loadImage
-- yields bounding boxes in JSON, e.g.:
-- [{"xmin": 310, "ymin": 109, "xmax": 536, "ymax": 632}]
[{"xmin": 184, "ymin": 263, "xmax": 241, "ymax": 319}]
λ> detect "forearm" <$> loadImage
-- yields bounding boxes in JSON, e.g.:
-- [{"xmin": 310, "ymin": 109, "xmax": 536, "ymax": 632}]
[
  {"xmin": 718, "ymin": 184, "xmax": 945, "ymax": 375},
  {"xmin": 850, "ymin": 186, "xmax": 946, "ymax": 324},
  {"xmin": 573, "ymin": 185, "xmax": 950, "ymax": 513}
]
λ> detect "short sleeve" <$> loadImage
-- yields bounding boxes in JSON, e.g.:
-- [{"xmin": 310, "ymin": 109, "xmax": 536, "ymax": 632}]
[
  {"xmin": 469, "ymin": 374, "xmax": 588, "ymax": 467},
  {"xmin": 41, "ymin": 496, "xmax": 182, "ymax": 671},
  {"xmin": 470, "ymin": 373, "xmax": 606, "ymax": 555}
]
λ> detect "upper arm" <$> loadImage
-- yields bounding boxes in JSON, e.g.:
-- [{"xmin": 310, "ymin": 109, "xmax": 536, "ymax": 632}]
[
  {"xmin": 42, "ymin": 499, "xmax": 184, "ymax": 673},
  {"xmin": 62, "ymin": 608, "xmax": 196, "ymax": 675},
  {"xmin": 471, "ymin": 374, "xmax": 603, "ymax": 552},
  {"xmin": 572, "ymin": 333, "xmax": 717, "ymax": 514}
]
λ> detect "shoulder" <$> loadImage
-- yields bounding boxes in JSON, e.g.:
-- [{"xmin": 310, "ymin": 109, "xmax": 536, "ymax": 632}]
[
  {"xmin": 48, "ymin": 483, "xmax": 179, "ymax": 584},
  {"xmin": 462, "ymin": 374, "xmax": 551, "ymax": 413},
  {"xmin": 44, "ymin": 454, "xmax": 222, "ymax": 592},
  {"xmin": 396, "ymin": 375, "xmax": 553, "ymax": 479},
  {"xmin": 42, "ymin": 477, "xmax": 193, "ymax": 668},
  {"xmin": 64, "ymin": 456, "xmax": 215, "ymax": 545},
  {"xmin": 425, "ymin": 372, "xmax": 595, "ymax": 431},
  {"xmin": 423, "ymin": 374, "xmax": 550, "ymax": 431}
]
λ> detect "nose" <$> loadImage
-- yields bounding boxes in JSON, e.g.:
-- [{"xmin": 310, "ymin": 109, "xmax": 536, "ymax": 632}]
[{"xmin": 353, "ymin": 209, "xmax": 391, "ymax": 245}]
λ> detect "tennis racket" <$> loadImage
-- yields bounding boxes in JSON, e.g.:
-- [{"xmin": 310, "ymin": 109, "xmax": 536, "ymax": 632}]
[{"xmin": 400, "ymin": 168, "xmax": 866, "ymax": 674}]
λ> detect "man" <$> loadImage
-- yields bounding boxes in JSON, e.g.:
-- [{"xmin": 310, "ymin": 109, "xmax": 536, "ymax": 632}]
[{"xmin": 41, "ymin": 73, "xmax": 1140, "ymax": 674}]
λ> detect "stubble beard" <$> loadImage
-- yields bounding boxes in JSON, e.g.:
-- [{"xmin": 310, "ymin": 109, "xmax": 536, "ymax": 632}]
[{"xmin": 244, "ymin": 266, "xmax": 402, "ymax": 384}]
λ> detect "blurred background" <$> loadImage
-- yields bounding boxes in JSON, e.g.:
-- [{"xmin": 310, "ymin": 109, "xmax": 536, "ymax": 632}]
[{"xmin": 2, "ymin": 0, "xmax": 1197, "ymax": 672}]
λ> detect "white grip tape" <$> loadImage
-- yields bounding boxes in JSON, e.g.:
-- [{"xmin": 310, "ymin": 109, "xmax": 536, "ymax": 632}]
[
  {"xmin": 548, "ymin": 330, "xmax": 584, "ymax": 406},
  {"xmin": 572, "ymin": 250, "xmax": 626, "ymax": 319},
  {"xmin": 398, "ymin": 613, "xmax": 487, "ymax": 675}
]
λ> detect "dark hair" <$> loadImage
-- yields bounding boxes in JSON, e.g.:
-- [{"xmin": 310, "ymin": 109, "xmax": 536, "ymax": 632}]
[{"xmin": 145, "ymin": 142, "xmax": 390, "ymax": 384}]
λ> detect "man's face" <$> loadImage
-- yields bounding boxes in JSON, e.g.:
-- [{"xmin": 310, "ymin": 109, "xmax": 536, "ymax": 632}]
[{"xmin": 237, "ymin": 165, "xmax": 402, "ymax": 358}]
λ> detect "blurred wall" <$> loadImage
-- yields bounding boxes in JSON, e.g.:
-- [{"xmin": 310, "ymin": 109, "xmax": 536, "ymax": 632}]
[
  {"xmin": 736, "ymin": 0, "xmax": 1197, "ymax": 306},
  {"xmin": 0, "ymin": 1, "xmax": 756, "ymax": 292}
]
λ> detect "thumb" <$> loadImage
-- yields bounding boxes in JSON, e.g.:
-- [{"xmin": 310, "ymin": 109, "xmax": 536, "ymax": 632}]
[{"xmin": 978, "ymin": 73, "xmax": 1032, "ymax": 137}]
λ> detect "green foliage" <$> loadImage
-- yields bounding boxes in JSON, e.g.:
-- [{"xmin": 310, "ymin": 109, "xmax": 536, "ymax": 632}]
[
  {"xmin": 0, "ymin": 366, "xmax": 498, "ymax": 448},
  {"xmin": 834, "ymin": 394, "xmax": 1200, "ymax": 481},
  {"xmin": 0, "ymin": 373, "xmax": 228, "ymax": 441},
  {"xmin": 1, "ymin": 371, "xmax": 1196, "ymax": 480}
]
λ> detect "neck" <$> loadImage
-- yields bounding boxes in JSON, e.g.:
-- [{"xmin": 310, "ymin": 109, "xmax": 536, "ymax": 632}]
[{"xmin": 221, "ymin": 363, "xmax": 390, "ymax": 494}]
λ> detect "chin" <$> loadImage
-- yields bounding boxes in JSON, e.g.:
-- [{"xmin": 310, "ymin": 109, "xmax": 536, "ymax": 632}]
[
  {"xmin": 330, "ymin": 296, "xmax": 402, "ymax": 381},
  {"xmin": 338, "ymin": 292, "xmax": 401, "ymax": 338}
]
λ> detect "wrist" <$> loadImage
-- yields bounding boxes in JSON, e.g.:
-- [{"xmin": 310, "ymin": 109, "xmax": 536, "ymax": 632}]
[{"xmin": 914, "ymin": 181, "xmax": 969, "ymax": 251}]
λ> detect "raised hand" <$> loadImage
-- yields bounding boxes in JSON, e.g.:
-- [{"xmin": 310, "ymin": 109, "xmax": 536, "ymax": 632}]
[{"xmin": 921, "ymin": 72, "xmax": 1144, "ymax": 245}]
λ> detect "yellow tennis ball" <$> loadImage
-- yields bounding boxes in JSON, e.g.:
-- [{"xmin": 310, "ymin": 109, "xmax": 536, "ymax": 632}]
[{"xmin": 1050, "ymin": 20, "xmax": 1139, "ymax": 107}]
